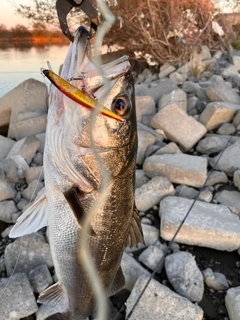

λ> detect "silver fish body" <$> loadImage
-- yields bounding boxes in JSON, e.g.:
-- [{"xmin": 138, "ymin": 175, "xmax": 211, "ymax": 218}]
[{"xmin": 40, "ymin": 27, "xmax": 143, "ymax": 319}]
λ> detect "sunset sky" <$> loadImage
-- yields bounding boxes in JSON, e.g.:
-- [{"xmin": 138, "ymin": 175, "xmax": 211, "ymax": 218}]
[{"xmin": 2, "ymin": 0, "xmax": 31, "ymax": 28}]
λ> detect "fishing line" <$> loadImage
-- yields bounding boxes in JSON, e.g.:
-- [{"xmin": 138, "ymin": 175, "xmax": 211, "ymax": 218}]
[
  {"xmin": 125, "ymin": 133, "xmax": 235, "ymax": 319},
  {"xmin": 0, "ymin": 166, "xmax": 44, "ymax": 298}
]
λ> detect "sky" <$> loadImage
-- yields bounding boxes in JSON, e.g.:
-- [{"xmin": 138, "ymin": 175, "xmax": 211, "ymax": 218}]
[{"xmin": 1, "ymin": 0, "xmax": 31, "ymax": 29}]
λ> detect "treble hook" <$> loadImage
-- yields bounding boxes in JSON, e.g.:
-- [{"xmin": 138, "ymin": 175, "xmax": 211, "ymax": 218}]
[{"xmin": 56, "ymin": 0, "xmax": 98, "ymax": 41}]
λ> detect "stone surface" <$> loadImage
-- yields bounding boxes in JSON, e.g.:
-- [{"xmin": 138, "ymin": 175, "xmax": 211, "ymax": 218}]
[
  {"xmin": 0, "ymin": 200, "xmax": 19, "ymax": 223},
  {"xmin": 0, "ymin": 155, "xmax": 29, "ymax": 183},
  {"xmin": 215, "ymin": 190, "xmax": 240, "ymax": 214},
  {"xmin": 159, "ymin": 63, "xmax": 176, "ymax": 79},
  {"xmin": 7, "ymin": 136, "xmax": 40, "ymax": 164},
  {"xmin": 121, "ymin": 252, "xmax": 150, "ymax": 291},
  {"xmin": 29, "ymin": 264, "xmax": 53, "ymax": 293},
  {"xmin": 135, "ymin": 176, "xmax": 175, "ymax": 212},
  {"xmin": 205, "ymin": 80, "xmax": 240, "ymax": 104},
  {"xmin": 143, "ymin": 154, "xmax": 207, "ymax": 188},
  {"xmin": 233, "ymin": 170, "xmax": 240, "ymax": 190},
  {"xmin": 151, "ymin": 104, "xmax": 207, "ymax": 151},
  {"xmin": 138, "ymin": 245, "xmax": 164, "ymax": 273},
  {"xmin": 0, "ymin": 272, "xmax": 38, "ymax": 320},
  {"xmin": 202, "ymin": 268, "xmax": 229, "ymax": 290},
  {"xmin": 199, "ymin": 101, "xmax": 240, "ymax": 131},
  {"xmin": 196, "ymin": 134, "xmax": 237, "ymax": 154},
  {"xmin": 169, "ymin": 71, "xmax": 188, "ymax": 85},
  {"xmin": 36, "ymin": 304, "xmax": 66, "ymax": 320},
  {"xmin": 148, "ymin": 78, "xmax": 178, "ymax": 102},
  {"xmin": 205, "ymin": 171, "xmax": 228, "ymax": 186},
  {"xmin": 126, "ymin": 275, "xmax": 203, "ymax": 320},
  {"xmin": 210, "ymin": 139, "xmax": 240, "ymax": 175},
  {"xmin": 137, "ymin": 122, "xmax": 164, "ymax": 142},
  {"xmin": 135, "ymin": 96, "xmax": 156, "ymax": 122},
  {"xmin": 160, "ymin": 196, "xmax": 240, "ymax": 251},
  {"xmin": 154, "ymin": 142, "xmax": 182, "ymax": 155},
  {"xmin": 217, "ymin": 123, "xmax": 236, "ymax": 135},
  {"xmin": 193, "ymin": 45, "xmax": 212, "ymax": 61},
  {"xmin": 165, "ymin": 251, "xmax": 204, "ymax": 302},
  {"xmin": 5, "ymin": 233, "xmax": 53, "ymax": 276},
  {"xmin": 158, "ymin": 89, "xmax": 187, "ymax": 112},
  {"xmin": 176, "ymin": 185, "xmax": 198, "ymax": 199},
  {"xmin": 135, "ymin": 170, "xmax": 149, "ymax": 189},
  {"xmin": 0, "ymin": 136, "xmax": 15, "ymax": 161},
  {"xmin": 22, "ymin": 179, "xmax": 44, "ymax": 201},
  {"xmin": 225, "ymin": 287, "xmax": 240, "ymax": 320},
  {"xmin": 137, "ymin": 129, "xmax": 155, "ymax": 165},
  {"xmin": 36, "ymin": 133, "xmax": 46, "ymax": 153},
  {"xmin": 0, "ymin": 169, "xmax": 15, "ymax": 201},
  {"xmin": 25, "ymin": 166, "xmax": 44, "ymax": 184}
]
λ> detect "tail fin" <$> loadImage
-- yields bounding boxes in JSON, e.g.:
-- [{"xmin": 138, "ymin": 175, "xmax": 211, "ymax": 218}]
[{"xmin": 45, "ymin": 313, "xmax": 69, "ymax": 320}]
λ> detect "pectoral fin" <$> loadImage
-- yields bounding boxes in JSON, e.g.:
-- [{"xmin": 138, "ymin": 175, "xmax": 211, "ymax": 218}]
[
  {"xmin": 38, "ymin": 282, "xmax": 68, "ymax": 309},
  {"xmin": 109, "ymin": 267, "xmax": 125, "ymax": 296},
  {"xmin": 9, "ymin": 188, "xmax": 48, "ymax": 238},
  {"xmin": 127, "ymin": 206, "xmax": 144, "ymax": 248}
]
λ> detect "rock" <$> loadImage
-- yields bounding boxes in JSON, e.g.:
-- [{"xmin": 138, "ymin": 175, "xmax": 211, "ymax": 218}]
[
  {"xmin": 233, "ymin": 110, "xmax": 240, "ymax": 127},
  {"xmin": 225, "ymin": 287, "xmax": 240, "ymax": 320},
  {"xmin": 198, "ymin": 188, "xmax": 213, "ymax": 203},
  {"xmin": 9, "ymin": 114, "xmax": 47, "ymax": 141},
  {"xmin": 217, "ymin": 123, "xmax": 236, "ymax": 135},
  {"xmin": 198, "ymin": 101, "xmax": 240, "ymax": 131},
  {"xmin": 145, "ymin": 144, "xmax": 162, "ymax": 158},
  {"xmin": 135, "ymin": 176, "xmax": 175, "ymax": 212},
  {"xmin": 176, "ymin": 185, "xmax": 198, "ymax": 199},
  {"xmin": 165, "ymin": 251, "xmax": 204, "ymax": 302},
  {"xmin": 147, "ymin": 78, "xmax": 178, "ymax": 102},
  {"xmin": 25, "ymin": 166, "xmax": 44, "ymax": 184},
  {"xmin": 231, "ymin": 73, "xmax": 240, "ymax": 87},
  {"xmin": 0, "ymin": 169, "xmax": 15, "ymax": 201},
  {"xmin": 22, "ymin": 179, "xmax": 44, "ymax": 201},
  {"xmin": 137, "ymin": 122, "xmax": 164, "ymax": 142},
  {"xmin": 229, "ymin": 51, "xmax": 240, "ymax": 70},
  {"xmin": 205, "ymin": 80, "xmax": 240, "ymax": 104},
  {"xmin": 135, "ymin": 96, "xmax": 156, "ymax": 122},
  {"xmin": 143, "ymin": 154, "xmax": 207, "ymax": 188},
  {"xmin": 0, "ymin": 136, "xmax": 15, "ymax": 161},
  {"xmin": 159, "ymin": 63, "xmax": 176, "ymax": 79},
  {"xmin": 17, "ymin": 198, "xmax": 29, "ymax": 211},
  {"xmin": 151, "ymin": 104, "xmax": 207, "ymax": 151},
  {"xmin": 154, "ymin": 142, "xmax": 182, "ymax": 155},
  {"xmin": 160, "ymin": 196, "xmax": 240, "ymax": 251},
  {"xmin": 202, "ymin": 268, "xmax": 229, "ymax": 290},
  {"xmin": 5, "ymin": 233, "xmax": 53, "ymax": 276},
  {"xmin": 169, "ymin": 71, "xmax": 188, "ymax": 85},
  {"xmin": 36, "ymin": 133, "xmax": 46, "ymax": 153},
  {"xmin": 0, "ymin": 200, "xmax": 19, "ymax": 223},
  {"xmin": 0, "ymin": 272, "xmax": 38, "ymax": 320},
  {"xmin": 7, "ymin": 136, "xmax": 40, "ymax": 164},
  {"xmin": 192, "ymin": 45, "xmax": 212, "ymax": 61},
  {"xmin": 0, "ymin": 155, "xmax": 29, "ymax": 182},
  {"xmin": 215, "ymin": 190, "xmax": 240, "ymax": 214},
  {"xmin": 29, "ymin": 264, "xmax": 53, "ymax": 293},
  {"xmin": 196, "ymin": 134, "xmax": 237, "ymax": 154},
  {"xmin": 135, "ymin": 170, "xmax": 149, "ymax": 189},
  {"xmin": 141, "ymin": 217, "xmax": 152, "ymax": 225},
  {"xmin": 210, "ymin": 139, "xmax": 240, "ymax": 175},
  {"xmin": 233, "ymin": 170, "xmax": 240, "ymax": 190},
  {"xmin": 121, "ymin": 252, "xmax": 150, "ymax": 291},
  {"xmin": 32, "ymin": 152, "xmax": 43, "ymax": 166},
  {"xmin": 137, "ymin": 130, "xmax": 155, "ymax": 165},
  {"xmin": 1, "ymin": 226, "xmax": 13, "ymax": 238},
  {"xmin": 141, "ymin": 224, "xmax": 159, "ymax": 247},
  {"xmin": 187, "ymin": 96, "xmax": 199, "ymax": 114},
  {"xmin": 126, "ymin": 274, "xmax": 203, "ymax": 320},
  {"xmin": 138, "ymin": 245, "xmax": 164, "ymax": 273},
  {"xmin": 213, "ymin": 50, "xmax": 222, "ymax": 60},
  {"xmin": 221, "ymin": 65, "xmax": 239, "ymax": 78},
  {"xmin": 36, "ymin": 304, "xmax": 66, "ymax": 320},
  {"xmin": 182, "ymin": 81, "xmax": 201, "ymax": 94},
  {"xmin": 158, "ymin": 89, "xmax": 187, "ymax": 112}
]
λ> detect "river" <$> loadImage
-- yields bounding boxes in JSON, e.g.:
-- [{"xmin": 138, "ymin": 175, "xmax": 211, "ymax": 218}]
[{"xmin": 0, "ymin": 44, "xmax": 69, "ymax": 97}]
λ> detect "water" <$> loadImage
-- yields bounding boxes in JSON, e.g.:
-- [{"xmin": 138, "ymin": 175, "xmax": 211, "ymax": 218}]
[{"xmin": 0, "ymin": 44, "xmax": 69, "ymax": 97}]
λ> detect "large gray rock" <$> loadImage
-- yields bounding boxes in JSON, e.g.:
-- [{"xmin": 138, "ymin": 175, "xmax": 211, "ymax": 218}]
[
  {"xmin": 25, "ymin": 166, "xmax": 44, "ymax": 184},
  {"xmin": 158, "ymin": 89, "xmax": 187, "ymax": 112},
  {"xmin": 199, "ymin": 101, "xmax": 240, "ymax": 131},
  {"xmin": 202, "ymin": 268, "xmax": 229, "ymax": 290},
  {"xmin": 121, "ymin": 252, "xmax": 150, "ymax": 291},
  {"xmin": 205, "ymin": 171, "xmax": 228, "ymax": 186},
  {"xmin": 135, "ymin": 170, "xmax": 150, "ymax": 189},
  {"xmin": 36, "ymin": 304, "xmax": 66, "ymax": 320},
  {"xmin": 210, "ymin": 139, "xmax": 240, "ymax": 175},
  {"xmin": 137, "ymin": 122, "xmax": 164, "ymax": 142},
  {"xmin": 0, "ymin": 136, "xmax": 15, "ymax": 161},
  {"xmin": 0, "ymin": 200, "xmax": 19, "ymax": 223},
  {"xmin": 205, "ymin": 80, "xmax": 240, "ymax": 104},
  {"xmin": 135, "ymin": 96, "xmax": 156, "ymax": 122},
  {"xmin": 0, "ymin": 272, "xmax": 38, "ymax": 320},
  {"xmin": 0, "ymin": 155, "xmax": 29, "ymax": 183},
  {"xmin": 29, "ymin": 264, "xmax": 53, "ymax": 293},
  {"xmin": 147, "ymin": 78, "xmax": 178, "ymax": 102},
  {"xmin": 5, "ymin": 233, "xmax": 53, "ymax": 276},
  {"xmin": 126, "ymin": 275, "xmax": 203, "ymax": 320},
  {"xmin": 0, "ymin": 169, "xmax": 15, "ymax": 201},
  {"xmin": 215, "ymin": 190, "xmax": 240, "ymax": 214},
  {"xmin": 138, "ymin": 245, "xmax": 164, "ymax": 273},
  {"xmin": 7, "ymin": 135, "xmax": 40, "ymax": 164},
  {"xmin": 217, "ymin": 123, "xmax": 236, "ymax": 135},
  {"xmin": 160, "ymin": 196, "xmax": 240, "ymax": 251},
  {"xmin": 165, "ymin": 251, "xmax": 204, "ymax": 302},
  {"xmin": 225, "ymin": 287, "xmax": 240, "ymax": 320},
  {"xmin": 135, "ymin": 176, "xmax": 175, "ymax": 212},
  {"xmin": 233, "ymin": 170, "xmax": 240, "ymax": 190},
  {"xmin": 137, "ymin": 130, "xmax": 155, "ymax": 165},
  {"xmin": 151, "ymin": 104, "xmax": 206, "ymax": 151},
  {"xmin": 196, "ymin": 134, "xmax": 237, "ymax": 154},
  {"xmin": 159, "ymin": 63, "xmax": 176, "ymax": 79},
  {"xmin": 143, "ymin": 154, "xmax": 207, "ymax": 188},
  {"xmin": 154, "ymin": 142, "xmax": 182, "ymax": 155},
  {"xmin": 22, "ymin": 179, "xmax": 44, "ymax": 201}
]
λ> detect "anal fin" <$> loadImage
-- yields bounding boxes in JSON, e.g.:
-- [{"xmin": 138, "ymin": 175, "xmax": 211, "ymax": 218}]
[
  {"xmin": 38, "ymin": 282, "xmax": 68, "ymax": 310},
  {"xmin": 127, "ymin": 205, "xmax": 145, "ymax": 248}
]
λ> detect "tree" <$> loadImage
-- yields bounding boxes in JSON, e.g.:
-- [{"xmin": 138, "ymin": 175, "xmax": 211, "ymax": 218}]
[
  {"xmin": 15, "ymin": 0, "xmax": 228, "ymax": 65},
  {"xmin": 11, "ymin": 24, "xmax": 32, "ymax": 39}
]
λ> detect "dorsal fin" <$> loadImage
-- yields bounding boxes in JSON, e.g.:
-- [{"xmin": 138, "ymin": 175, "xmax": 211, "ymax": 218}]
[
  {"xmin": 127, "ymin": 206, "xmax": 145, "ymax": 248},
  {"xmin": 9, "ymin": 188, "xmax": 48, "ymax": 238}
]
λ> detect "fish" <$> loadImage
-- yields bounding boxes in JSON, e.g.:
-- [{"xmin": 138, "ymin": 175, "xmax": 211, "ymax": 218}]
[{"xmin": 10, "ymin": 26, "xmax": 143, "ymax": 319}]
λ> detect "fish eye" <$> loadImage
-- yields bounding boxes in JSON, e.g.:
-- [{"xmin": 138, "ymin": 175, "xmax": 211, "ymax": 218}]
[{"xmin": 112, "ymin": 96, "xmax": 131, "ymax": 117}]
